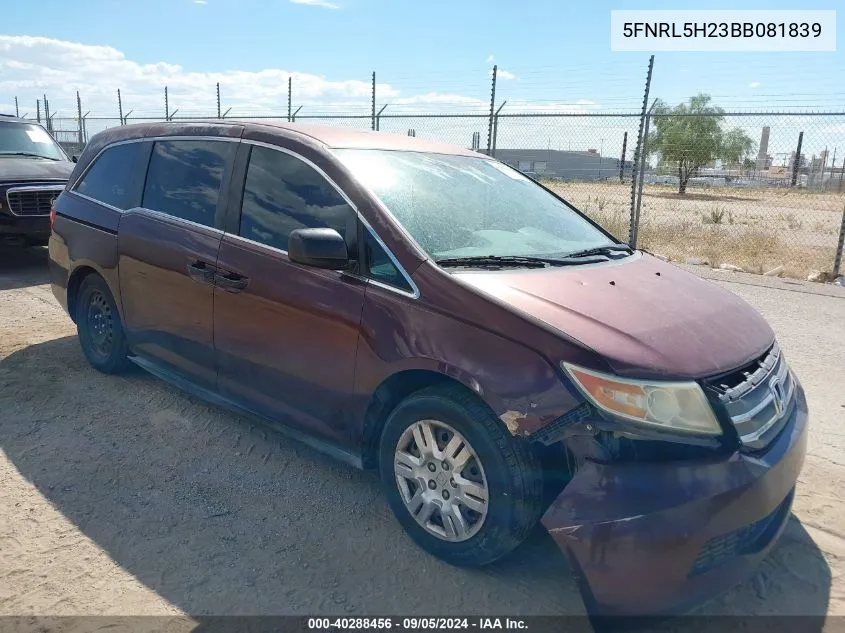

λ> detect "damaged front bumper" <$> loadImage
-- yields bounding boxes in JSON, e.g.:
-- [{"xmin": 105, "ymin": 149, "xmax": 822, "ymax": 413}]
[{"xmin": 541, "ymin": 386, "xmax": 808, "ymax": 616}]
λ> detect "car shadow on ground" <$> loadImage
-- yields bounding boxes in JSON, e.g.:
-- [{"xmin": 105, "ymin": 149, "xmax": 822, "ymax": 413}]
[
  {"xmin": 0, "ymin": 336, "xmax": 832, "ymax": 631},
  {"xmin": 0, "ymin": 245, "xmax": 50, "ymax": 290}
]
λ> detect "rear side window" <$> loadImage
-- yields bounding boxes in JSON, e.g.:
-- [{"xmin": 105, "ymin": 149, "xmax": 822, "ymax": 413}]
[
  {"xmin": 74, "ymin": 142, "xmax": 149, "ymax": 210},
  {"xmin": 142, "ymin": 140, "xmax": 235, "ymax": 228},
  {"xmin": 239, "ymin": 146, "xmax": 353, "ymax": 251}
]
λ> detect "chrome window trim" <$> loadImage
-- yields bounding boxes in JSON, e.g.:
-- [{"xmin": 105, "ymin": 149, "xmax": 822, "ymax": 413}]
[
  {"xmin": 70, "ymin": 135, "xmax": 238, "ymax": 190},
  {"xmin": 5, "ymin": 184, "xmax": 67, "ymax": 217},
  {"xmin": 222, "ymin": 232, "xmax": 418, "ymax": 300},
  {"xmin": 225, "ymin": 232, "xmax": 287, "ymax": 253},
  {"xmin": 357, "ymin": 218, "xmax": 419, "ymax": 299},
  {"xmin": 66, "ymin": 134, "xmax": 420, "ymax": 300},
  {"xmin": 67, "ymin": 190, "xmax": 125, "ymax": 214},
  {"xmin": 241, "ymin": 140, "xmax": 420, "ymax": 300},
  {"xmin": 122, "ymin": 206, "xmax": 225, "ymax": 235}
]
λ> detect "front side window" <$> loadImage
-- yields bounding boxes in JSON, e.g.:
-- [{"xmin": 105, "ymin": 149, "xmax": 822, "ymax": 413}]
[
  {"xmin": 0, "ymin": 122, "xmax": 67, "ymax": 161},
  {"xmin": 239, "ymin": 146, "xmax": 353, "ymax": 252},
  {"xmin": 142, "ymin": 140, "xmax": 235, "ymax": 228},
  {"xmin": 74, "ymin": 142, "xmax": 149, "ymax": 209},
  {"xmin": 334, "ymin": 149, "xmax": 614, "ymax": 261}
]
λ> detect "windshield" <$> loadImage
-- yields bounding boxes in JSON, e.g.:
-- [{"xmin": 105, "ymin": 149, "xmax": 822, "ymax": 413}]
[
  {"xmin": 0, "ymin": 122, "xmax": 68, "ymax": 161},
  {"xmin": 334, "ymin": 149, "xmax": 615, "ymax": 261}
]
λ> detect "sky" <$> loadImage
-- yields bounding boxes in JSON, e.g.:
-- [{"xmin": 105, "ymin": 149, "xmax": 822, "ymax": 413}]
[{"xmin": 1, "ymin": 0, "xmax": 843, "ymax": 157}]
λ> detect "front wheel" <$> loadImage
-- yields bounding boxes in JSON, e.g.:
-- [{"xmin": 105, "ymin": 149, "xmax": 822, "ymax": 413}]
[
  {"xmin": 75, "ymin": 274, "xmax": 131, "ymax": 374},
  {"xmin": 378, "ymin": 384, "xmax": 544, "ymax": 567}
]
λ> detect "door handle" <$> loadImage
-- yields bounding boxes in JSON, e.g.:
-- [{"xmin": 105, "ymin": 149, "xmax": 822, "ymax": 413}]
[
  {"xmin": 187, "ymin": 261, "xmax": 215, "ymax": 284},
  {"xmin": 214, "ymin": 271, "xmax": 249, "ymax": 292}
]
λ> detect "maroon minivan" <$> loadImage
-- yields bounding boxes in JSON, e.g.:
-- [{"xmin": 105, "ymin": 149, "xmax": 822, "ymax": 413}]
[{"xmin": 48, "ymin": 121, "xmax": 807, "ymax": 616}]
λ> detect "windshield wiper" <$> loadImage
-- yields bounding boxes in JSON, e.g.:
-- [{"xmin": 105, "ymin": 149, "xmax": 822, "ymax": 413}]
[
  {"xmin": 565, "ymin": 244, "xmax": 634, "ymax": 259},
  {"xmin": 435, "ymin": 255, "xmax": 582, "ymax": 268},
  {"xmin": 0, "ymin": 151, "xmax": 60, "ymax": 161}
]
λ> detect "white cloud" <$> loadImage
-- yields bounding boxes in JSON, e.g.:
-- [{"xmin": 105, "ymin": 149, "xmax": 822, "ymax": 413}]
[
  {"xmin": 289, "ymin": 0, "xmax": 340, "ymax": 8},
  {"xmin": 486, "ymin": 54, "xmax": 494, "ymax": 63},
  {"xmin": 0, "ymin": 35, "xmax": 508, "ymax": 122},
  {"xmin": 749, "ymin": 81, "xmax": 761, "ymax": 88},
  {"xmin": 488, "ymin": 68, "xmax": 516, "ymax": 80},
  {"xmin": 193, "ymin": 0, "xmax": 207, "ymax": 4},
  {"xmin": 0, "ymin": 35, "xmax": 624, "ymax": 152}
]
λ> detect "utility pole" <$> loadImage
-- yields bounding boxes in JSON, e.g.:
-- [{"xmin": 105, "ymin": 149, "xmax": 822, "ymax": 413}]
[
  {"xmin": 628, "ymin": 54, "xmax": 654, "ymax": 245},
  {"xmin": 829, "ymin": 148, "xmax": 837, "ymax": 191},
  {"xmin": 791, "ymin": 131, "xmax": 803, "ymax": 187},
  {"xmin": 376, "ymin": 104, "xmax": 388, "ymax": 131},
  {"xmin": 486, "ymin": 65, "xmax": 497, "ymax": 156},
  {"xmin": 14, "ymin": 96, "xmax": 19, "ymax": 117},
  {"xmin": 598, "ymin": 138, "xmax": 604, "ymax": 178},
  {"xmin": 288, "ymin": 76, "xmax": 292, "ymax": 122},
  {"xmin": 620, "ymin": 131, "xmax": 628, "ymax": 182},
  {"xmin": 118, "ymin": 89, "xmax": 124, "ymax": 125},
  {"xmin": 491, "ymin": 101, "xmax": 506, "ymax": 158},
  {"xmin": 43, "ymin": 94, "xmax": 51, "ymax": 131},
  {"xmin": 36, "ymin": 99, "xmax": 41, "ymax": 124},
  {"xmin": 632, "ymin": 100, "xmax": 657, "ymax": 247},
  {"xmin": 371, "ymin": 72, "xmax": 376, "ymax": 131},
  {"xmin": 216, "ymin": 82, "xmax": 221, "ymax": 119},
  {"xmin": 165, "ymin": 86, "xmax": 169, "ymax": 121},
  {"xmin": 76, "ymin": 91, "xmax": 83, "ymax": 145}
]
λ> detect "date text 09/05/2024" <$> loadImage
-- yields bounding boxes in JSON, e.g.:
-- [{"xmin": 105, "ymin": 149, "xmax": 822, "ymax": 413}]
[
  {"xmin": 622, "ymin": 22, "xmax": 822, "ymax": 38},
  {"xmin": 307, "ymin": 618, "xmax": 528, "ymax": 630}
]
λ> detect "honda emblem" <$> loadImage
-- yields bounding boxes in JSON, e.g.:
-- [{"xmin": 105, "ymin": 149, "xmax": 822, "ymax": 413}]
[{"xmin": 769, "ymin": 375, "xmax": 786, "ymax": 416}]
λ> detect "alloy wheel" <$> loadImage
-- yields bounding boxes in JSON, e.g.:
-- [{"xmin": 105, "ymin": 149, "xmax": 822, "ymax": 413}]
[{"xmin": 394, "ymin": 419, "xmax": 489, "ymax": 542}]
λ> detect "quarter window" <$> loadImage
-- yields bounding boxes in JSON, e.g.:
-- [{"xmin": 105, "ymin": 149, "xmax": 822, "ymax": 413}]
[
  {"xmin": 74, "ymin": 142, "xmax": 149, "ymax": 210},
  {"xmin": 364, "ymin": 230, "xmax": 412, "ymax": 293},
  {"xmin": 239, "ymin": 146, "xmax": 353, "ymax": 251},
  {"xmin": 142, "ymin": 140, "xmax": 235, "ymax": 227}
]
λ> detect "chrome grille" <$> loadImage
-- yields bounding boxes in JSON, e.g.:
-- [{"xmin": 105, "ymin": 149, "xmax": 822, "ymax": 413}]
[
  {"xmin": 708, "ymin": 342, "xmax": 796, "ymax": 450},
  {"xmin": 6, "ymin": 186, "xmax": 64, "ymax": 216}
]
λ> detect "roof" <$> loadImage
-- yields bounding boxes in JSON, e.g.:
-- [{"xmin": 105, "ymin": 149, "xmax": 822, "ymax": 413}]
[
  {"xmin": 90, "ymin": 119, "xmax": 488, "ymax": 158},
  {"xmin": 235, "ymin": 121, "xmax": 486, "ymax": 157},
  {"xmin": 0, "ymin": 114, "xmax": 32, "ymax": 124}
]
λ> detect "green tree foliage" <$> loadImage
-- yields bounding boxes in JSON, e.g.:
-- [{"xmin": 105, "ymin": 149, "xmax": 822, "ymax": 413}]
[{"xmin": 649, "ymin": 94, "xmax": 756, "ymax": 194}]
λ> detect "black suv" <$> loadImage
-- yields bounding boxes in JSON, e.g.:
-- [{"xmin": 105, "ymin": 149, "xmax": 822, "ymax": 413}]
[{"xmin": 0, "ymin": 115, "xmax": 75, "ymax": 247}]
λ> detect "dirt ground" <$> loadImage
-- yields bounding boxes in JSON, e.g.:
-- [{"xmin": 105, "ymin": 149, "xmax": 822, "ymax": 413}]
[
  {"xmin": 1, "ymin": 247, "xmax": 844, "ymax": 631},
  {"xmin": 547, "ymin": 181, "xmax": 845, "ymax": 280}
]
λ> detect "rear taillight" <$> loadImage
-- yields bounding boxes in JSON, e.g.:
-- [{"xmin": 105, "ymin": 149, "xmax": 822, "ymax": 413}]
[{"xmin": 49, "ymin": 207, "xmax": 56, "ymax": 230}]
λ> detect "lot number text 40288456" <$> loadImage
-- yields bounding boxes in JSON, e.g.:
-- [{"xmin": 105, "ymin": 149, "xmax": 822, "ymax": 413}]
[{"xmin": 307, "ymin": 617, "xmax": 529, "ymax": 630}]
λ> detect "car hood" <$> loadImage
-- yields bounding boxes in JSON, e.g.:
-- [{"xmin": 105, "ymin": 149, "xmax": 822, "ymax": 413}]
[
  {"xmin": 0, "ymin": 158, "xmax": 74, "ymax": 182},
  {"xmin": 452, "ymin": 253, "xmax": 775, "ymax": 379}
]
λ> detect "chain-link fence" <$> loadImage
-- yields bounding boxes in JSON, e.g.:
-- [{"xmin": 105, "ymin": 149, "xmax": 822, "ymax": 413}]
[{"xmin": 40, "ymin": 109, "xmax": 845, "ymax": 280}]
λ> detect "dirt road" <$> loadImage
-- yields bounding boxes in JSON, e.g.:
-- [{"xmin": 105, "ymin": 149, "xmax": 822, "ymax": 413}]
[{"xmin": 1, "ymin": 247, "xmax": 844, "ymax": 629}]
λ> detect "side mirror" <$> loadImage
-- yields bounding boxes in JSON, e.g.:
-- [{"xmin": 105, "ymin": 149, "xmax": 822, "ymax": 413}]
[
  {"xmin": 288, "ymin": 227, "xmax": 350, "ymax": 270},
  {"xmin": 71, "ymin": 155, "xmax": 79, "ymax": 163}
]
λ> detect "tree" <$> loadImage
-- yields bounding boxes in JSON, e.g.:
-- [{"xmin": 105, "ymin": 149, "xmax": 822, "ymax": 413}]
[
  {"xmin": 742, "ymin": 157, "xmax": 756, "ymax": 174},
  {"xmin": 648, "ymin": 94, "xmax": 756, "ymax": 194}
]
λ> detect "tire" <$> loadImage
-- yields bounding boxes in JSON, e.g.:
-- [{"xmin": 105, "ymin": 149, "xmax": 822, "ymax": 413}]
[
  {"xmin": 378, "ymin": 383, "xmax": 544, "ymax": 567},
  {"xmin": 75, "ymin": 274, "xmax": 132, "ymax": 374}
]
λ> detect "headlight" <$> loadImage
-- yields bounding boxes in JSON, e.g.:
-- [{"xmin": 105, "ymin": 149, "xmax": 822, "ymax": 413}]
[{"xmin": 561, "ymin": 362, "xmax": 722, "ymax": 437}]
